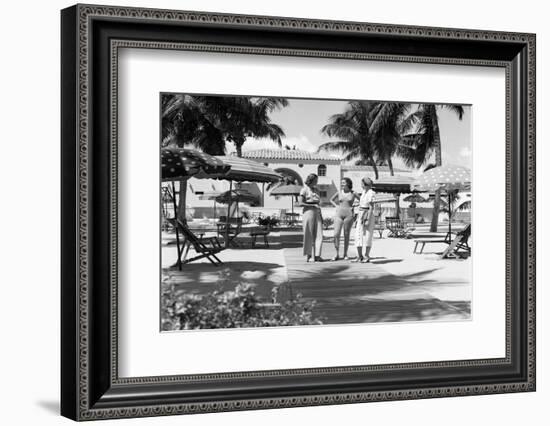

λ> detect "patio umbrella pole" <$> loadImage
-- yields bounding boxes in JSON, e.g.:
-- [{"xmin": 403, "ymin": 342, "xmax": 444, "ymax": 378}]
[
  {"xmin": 171, "ymin": 181, "xmax": 182, "ymax": 271},
  {"xmin": 447, "ymin": 192, "xmax": 452, "ymax": 243},
  {"xmin": 225, "ymin": 180, "xmax": 232, "ymax": 247}
]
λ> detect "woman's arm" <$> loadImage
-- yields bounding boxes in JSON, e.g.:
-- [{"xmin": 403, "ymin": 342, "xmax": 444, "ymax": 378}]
[
  {"xmin": 299, "ymin": 188, "xmax": 319, "ymax": 206},
  {"xmin": 329, "ymin": 192, "xmax": 339, "ymax": 208}
]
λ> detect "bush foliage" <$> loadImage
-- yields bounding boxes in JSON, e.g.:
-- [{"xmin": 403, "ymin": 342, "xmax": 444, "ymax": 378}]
[{"xmin": 162, "ymin": 283, "xmax": 323, "ymax": 331}]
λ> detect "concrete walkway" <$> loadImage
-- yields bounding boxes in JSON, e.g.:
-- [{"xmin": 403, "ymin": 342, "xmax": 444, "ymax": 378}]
[
  {"xmin": 162, "ymin": 226, "xmax": 471, "ymax": 326},
  {"xmin": 280, "ymin": 230, "xmax": 470, "ymax": 324}
]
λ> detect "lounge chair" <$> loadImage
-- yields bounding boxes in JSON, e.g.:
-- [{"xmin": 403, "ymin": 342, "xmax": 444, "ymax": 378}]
[
  {"xmin": 385, "ymin": 216, "xmax": 414, "ymax": 238},
  {"xmin": 169, "ymin": 218, "xmax": 225, "ymax": 268},
  {"xmin": 440, "ymin": 224, "xmax": 471, "ymax": 259},
  {"xmin": 413, "ymin": 224, "xmax": 471, "ymax": 257}
]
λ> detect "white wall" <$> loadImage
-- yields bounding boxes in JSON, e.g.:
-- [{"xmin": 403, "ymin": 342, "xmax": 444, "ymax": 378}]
[{"xmin": 0, "ymin": 0, "xmax": 546, "ymax": 425}]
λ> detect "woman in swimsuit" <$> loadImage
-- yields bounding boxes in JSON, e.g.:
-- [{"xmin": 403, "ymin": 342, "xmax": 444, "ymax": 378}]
[{"xmin": 330, "ymin": 178, "xmax": 359, "ymax": 260}]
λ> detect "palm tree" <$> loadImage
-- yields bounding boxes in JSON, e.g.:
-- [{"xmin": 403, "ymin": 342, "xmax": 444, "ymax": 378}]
[
  {"xmin": 398, "ymin": 104, "xmax": 464, "ymax": 232},
  {"xmin": 161, "ymin": 94, "xmax": 289, "ymax": 220},
  {"xmin": 161, "ymin": 94, "xmax": 226, "ymax": 154},
  {"xmin": 212, "ymin": 96, "xmax": 289, "ymax": 157},
  {"xmin": 368, "ymin": 102, "xmax": 413, "ymax": 176},
  {"xmin": 318, "ymin": 101, "xmax": 381, "ymax": 178}
]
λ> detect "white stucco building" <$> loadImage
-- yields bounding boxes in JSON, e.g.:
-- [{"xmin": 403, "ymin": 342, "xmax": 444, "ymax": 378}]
[{"xmin": 180, "ymin": 148, "xmax": 418, "ymax": 220}]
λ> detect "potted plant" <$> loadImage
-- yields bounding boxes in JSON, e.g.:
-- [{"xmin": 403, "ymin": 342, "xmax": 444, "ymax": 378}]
[{"xmin": 258, "ymin": 216, "xmax": 279, "ymax": 231}]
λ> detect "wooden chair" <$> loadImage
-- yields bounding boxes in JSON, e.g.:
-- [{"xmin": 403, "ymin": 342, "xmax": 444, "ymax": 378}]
[
  {"xmin": 216, "ymin": 216, "xmax": 243, "ymax": 247},
  {"xmin": 250, "ymin": 227, "xmax": 271, "ymax": 248},
  {"xmin": 168, "ymin": 219, "xmax": 225, "ymax": 268},
  {"xmin": 385, "ymin": 216, "xmax": 414, "ymax": 238}
]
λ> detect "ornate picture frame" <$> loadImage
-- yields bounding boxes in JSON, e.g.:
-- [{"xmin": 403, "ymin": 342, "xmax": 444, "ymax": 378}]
[{"xmin": 61, "ymin": 4, "xmax": 535, "ymax": 421}]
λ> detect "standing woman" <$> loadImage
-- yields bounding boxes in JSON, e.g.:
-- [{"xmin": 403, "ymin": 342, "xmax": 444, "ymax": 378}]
[
  {"xmin": 330, "ymin": 178, "xmax": 359, "ymax": 260},
  {"xmin": 299, "ymin": 173, "xmax": 324, "ymax": 262},
  {"xmin": 352, "ymin": 177, "xmax": 376, "ymax": 263}
]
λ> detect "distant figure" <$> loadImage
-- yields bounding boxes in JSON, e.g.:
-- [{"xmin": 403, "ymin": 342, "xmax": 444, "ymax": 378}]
[
  {"xmin": 299, "ymin": 173, "xmax": 324, "ymax": 262},
  {"xmin": 352, "ymin": 177, "xmax": 376, "ymax": 263},
  {"xmin": 330, "ymin": 178, "xmax": 359, "ymax": 260}
]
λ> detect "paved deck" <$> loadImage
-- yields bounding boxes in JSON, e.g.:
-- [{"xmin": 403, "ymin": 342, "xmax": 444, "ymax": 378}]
[
  {"xmin": 162, "ymin": 227, "xmax": 471, "ymax": 326},
  {"xmin": 280, "ymin": 230, "xmax": 470, "ymax": 324}
]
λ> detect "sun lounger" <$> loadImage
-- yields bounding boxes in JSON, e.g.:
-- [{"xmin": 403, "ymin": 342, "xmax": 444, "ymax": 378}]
[
  {"xmin": 169, "ymin": 218, "xmax": 225, "ymax": 267},
  {"xmin": 414, "ymin": 237, "xmax": 448, "ymax": 254},
  {"xmin": 413, "ymin": 224, "xmax": 471, "ymax": 257}
]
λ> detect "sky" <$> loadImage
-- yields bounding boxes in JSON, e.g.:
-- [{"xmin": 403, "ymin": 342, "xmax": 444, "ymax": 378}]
[{"xmin": 231, "ymin": 97, "xmax": 472, "ymax": 172}]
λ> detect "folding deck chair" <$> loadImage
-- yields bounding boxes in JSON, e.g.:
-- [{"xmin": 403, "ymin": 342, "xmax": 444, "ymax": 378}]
[
  {"xmin": 385, "ymin": 216, "xmax": 414, "ymax": 238},
  {"xmin": 169, "ymin": 218, "xmax": 225, "ymax": 268},
  {"xmin": 440, "ymin": 224, "xmax": 471, "ymax": 259}
]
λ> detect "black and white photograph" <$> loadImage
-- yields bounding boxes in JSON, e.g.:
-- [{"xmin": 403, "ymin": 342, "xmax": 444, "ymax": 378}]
[{"xmin": 160, "ymin": 94, "xmax": 472, "ymax": 330}]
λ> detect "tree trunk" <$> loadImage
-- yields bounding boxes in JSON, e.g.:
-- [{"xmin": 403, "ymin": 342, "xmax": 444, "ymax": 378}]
[
  {"xmin": 387, "ymin": 157, "xmax": 400, "ymax": 216},
  {"xmin": 370, "ymin": 157, "xmax": 379, "ymax": 179},
  {"xmin": 429, "ymin": 106, "xmax": 442, "ymax": 233},
  {"xmin": 387, "ymin": 157, "xmax": 394, "ymax": 176},
  {"xmin": 177, "ymin": 179, "xmax": 188, "ymax": 223},
  {"xmin": 235, "ymin": 138, "xmax": 245, "ymax": 157}
]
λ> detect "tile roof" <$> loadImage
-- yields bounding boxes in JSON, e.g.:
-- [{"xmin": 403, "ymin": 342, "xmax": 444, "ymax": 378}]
[
  {"xmin": 341, "ymin": 165, "xmax": 411, "ymax": 173},
  {"xmin": 242, "ymin": 149, "xmax": 340, "ymax": 163}
]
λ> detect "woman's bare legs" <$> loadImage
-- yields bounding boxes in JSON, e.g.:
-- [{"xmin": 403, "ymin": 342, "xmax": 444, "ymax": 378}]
[
  {"xmin": 342, "ymin": 214, "xmax": 354, "ymax": 258},
  {"xmin": 332, "ymin": 215, "xmax": 344, "ymax": 260}
]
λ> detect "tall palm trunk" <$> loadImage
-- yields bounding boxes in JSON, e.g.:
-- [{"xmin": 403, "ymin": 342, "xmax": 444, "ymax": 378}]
[
  {"xmin": 370, "ymin": 157, "xmax": 379, "ymax": 179},
  {"xmin": 429, "ymin": 106, "xmax": 442, "ymax": 233},
  {"xmin": 386, "ymin": 157, "xmax": 400, "ymax": 216},
  {"xmin": 234, "ymin": 137, "xmax": 246, "ymax": 157},
  {"xmin": 177, "ymin": 179, "xmax": 188, "ymax": 223}
]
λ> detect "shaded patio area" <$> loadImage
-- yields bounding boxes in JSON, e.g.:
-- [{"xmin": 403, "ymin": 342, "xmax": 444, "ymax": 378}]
[{"xmin": 162, "ymin": 226, "xmax": 471, "ymax": 326}]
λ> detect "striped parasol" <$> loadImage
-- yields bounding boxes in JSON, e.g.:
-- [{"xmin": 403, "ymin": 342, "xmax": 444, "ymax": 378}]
[{"xmin": 161, "ymin": 147, "xmax": 230, "ymax": 181}]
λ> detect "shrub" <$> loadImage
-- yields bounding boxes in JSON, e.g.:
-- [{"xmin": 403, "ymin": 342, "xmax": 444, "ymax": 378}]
[
  {"xmin": 322, "ymin": 217, "xmax": 334, "ymax": 230},
  {"xmin": 161, "ymin": 283, "xmax": 323, "ymax": 331},
  {"xmin": 258, "ymin": 216, "xmax": 279, "ymax": 228}
]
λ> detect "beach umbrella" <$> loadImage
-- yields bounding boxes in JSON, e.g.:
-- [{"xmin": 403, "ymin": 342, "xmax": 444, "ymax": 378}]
[
  {"xmin": 206, "ymin": 156, "xmax": 281, "ymax": 243},
  {"xmin": 404, "ymin": 194, "xmax": 428, "ymax": 203},
  {"xmin": 161, "ymin": 148, "xmax": 231, "ymax": 269},
  {"xmin": 198, "ymin": 191, "xmax": 224, "ymax": 219},
  {"xmin": 270, "ymin": 184, "xmax": 302, "ymax": 215},
  {"xmin": 404, "ymin": 194, "xmax": 428, "ymax": 221},
  {"xmin": 161, "ymin": 147, "xmax": 230, "ymax": 181},
  {"xmin": 215, "ymin": 189, "xmax": 259, "ymax": 218},
  {"xmin": 210, "ymin": 155, "xmax": 281, "ymax": 183},
  {"xmin": 411, "ymin": 165, "xmax": 471, "ymax": 237},
  {"xmin": 215, "ymin": 189, "xmax": 259, "ymax": 205}
]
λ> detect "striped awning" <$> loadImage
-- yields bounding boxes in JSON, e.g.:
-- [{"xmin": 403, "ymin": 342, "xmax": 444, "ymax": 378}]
[{"xmin": 372, "ymin": 175, "xmax": 416, "ymax": 193}]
